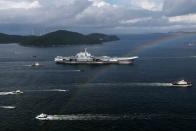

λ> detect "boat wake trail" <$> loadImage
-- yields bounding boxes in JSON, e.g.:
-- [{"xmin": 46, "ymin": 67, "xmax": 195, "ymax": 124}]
[
  {"xmin": 37, "ymin": 114, "xmax": 148, "ymax": 121},
  {"xmin": 82, "ymin": 83, "xmax": 173, "ymax": 87},
  {"xmin": 63, "ymin": 70, "xmax": 81, "ymax": 72},
  {"xmin": 24, "ymin": 65, "xmax": 33, "ymax": 67},
  {"xmin": 0, "ymin": 106, "xmax": 16, "ymax": 109},
  {"xmin": 140, "ymin": 56, "xmax": 196, "ymax": 60},
  {"xmin": 190, "ymin": 56, "xmax": 196, "ymax": 58},
  {"xmin": 0, "ymin": 89, "xmax": 68, "ymax": 95},
  {"xmin": 22, "ymin": 66, "xmax": 81, "ymax": 72},
  {"xmin": 129, "ymin": 83, "xmax": 173, "ymax": 87},
  {"xmin": 0, "ymin": 91, "xmax": 21, "ymax": 96},
  {"xmin": 36, "ymin": 113, "xmax": 196, "ymax": 121},
  {"xmin": 25, "ymin": 89, "xmax": 68, "ymax": 92}
]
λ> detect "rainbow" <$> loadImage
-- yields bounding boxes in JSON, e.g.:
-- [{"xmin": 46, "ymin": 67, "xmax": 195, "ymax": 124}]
[{"xmin": 58, "ymin": 32, "xmax": 194, "ymax": 111}]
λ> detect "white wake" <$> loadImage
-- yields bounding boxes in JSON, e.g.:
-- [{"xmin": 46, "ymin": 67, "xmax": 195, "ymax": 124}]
[
  {"xmin": 0, "ymin": 89, "xmax": 68, "ymax": 95},
  {"xmin": 36, "ymin": 113, "xmax": 196, "ymax": 121},
  {"xmin": 0, "ymin": 106, "xmax": 16, "ymax": 109},
  {"xmin": 25, "ymin": 89, "xmax": 68, "ymax": 92},
  {"xmin": 36, "ymin": 114, "xmax": 138, "ymax": 121},
  {"xmin": 190, "ymin": 56, "xmax": 196, "ymax": 58},
  {"xmin": 140, "ymin": 56, "xmax": 196, "ymax": 60},
  {"xmin": 24, "ymin": 65, "xmax": 33, "ymax": 67},
  {"xmin": 0, "ymin": 91, "xmax": 21, "ymax": 96},
  {"xmin": 82, "ymin": 83, "xmax": 174, "ymax": 87}
]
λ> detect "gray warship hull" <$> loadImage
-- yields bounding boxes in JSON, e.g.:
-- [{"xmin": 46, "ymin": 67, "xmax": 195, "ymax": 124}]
[
  {"xmin": 54, "ymin": 49, "xmax": 138, "ymax": 65},
  {"xmin": 55, "ymin": 60, "xmax": 134, "ymax": 65}
]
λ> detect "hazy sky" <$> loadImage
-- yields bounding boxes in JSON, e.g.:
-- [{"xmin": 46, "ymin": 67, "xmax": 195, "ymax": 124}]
[{"xmin": 0, "ymin": 0, "xmax": 196, "ymax": 34}]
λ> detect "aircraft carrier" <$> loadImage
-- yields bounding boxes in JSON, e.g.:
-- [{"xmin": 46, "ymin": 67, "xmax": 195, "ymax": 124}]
[{"xmin": 54, "ymin": 49, "xmax": 138, "ymax": 64}]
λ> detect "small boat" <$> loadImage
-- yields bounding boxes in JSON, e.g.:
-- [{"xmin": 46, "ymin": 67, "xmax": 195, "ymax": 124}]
[
  {"xmin": 13, "ymin": 90, "xmax": 23, "ymax": 94},
  {"xmin": 172, "ymin": 80, "xmax": 192, "ymax": 87},
  {"xmin": 36, "ymin": 113, "xmax": 48, "ymax": 120},
  {"xmin": 188, "ymin": 43, "xmax": 195, "ymax": 46},
  {"xmin": 31, "ymin": 62, "xmax": 40, "ymax": 67}
]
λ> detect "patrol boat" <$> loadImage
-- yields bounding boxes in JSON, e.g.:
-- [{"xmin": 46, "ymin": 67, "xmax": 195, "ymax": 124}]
[
  {"xmin": 54, "ymin": 49, "xmax": 138, "ymax": 64},
  {"xmin": 36, "ymin": 113, "xmax": 48, "ymax": 120},
  {"xmin": 31, "ymin": 62, "xmax": 40, "ymax": 67},
  {"xmin": 172, "ymin": 80, "xmax": 192, "ymax": 87},
  {"xmin": 12, "ymin": 90, "xmax": 23, "ymax": 94}
]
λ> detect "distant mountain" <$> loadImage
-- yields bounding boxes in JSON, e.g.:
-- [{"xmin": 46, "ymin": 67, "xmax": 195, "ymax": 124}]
[{"xmin": 0, "ymin": 30, "xmax": 119, "ymax": 46}]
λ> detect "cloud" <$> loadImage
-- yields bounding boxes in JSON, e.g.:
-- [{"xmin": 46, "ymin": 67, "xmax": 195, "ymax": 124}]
[
  {"xmin": 120, "ymin": 17, "xmax": 152, "ymax": 24},
  {"xmin": 0, "ymin": 0, "xmax": 41, "ymax": 10},
  {"xmin": 130, "ymin": 0, "xmax": 163, "ymax": 11},
  {"xmin": 163, "ymin": 0, "xmax": 196, "ymax": 16},
  {"xmin": 169, "ymin": 14, "xmax": 196, "ymax": 24},
  {"xmin": 0, "ymin": 0, "xmax": 196, "ymax": 34}
]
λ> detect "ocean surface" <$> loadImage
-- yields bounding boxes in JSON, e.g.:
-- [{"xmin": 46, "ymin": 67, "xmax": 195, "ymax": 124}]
[{"xmin": 0, "ymin": 33, "xmax": 196, "ymax": 131}]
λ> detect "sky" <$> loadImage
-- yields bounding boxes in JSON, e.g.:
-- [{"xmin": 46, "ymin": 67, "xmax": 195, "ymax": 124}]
[{"xmin": 0, "ymin": 0, "xmax": 196, "ymax": 34}]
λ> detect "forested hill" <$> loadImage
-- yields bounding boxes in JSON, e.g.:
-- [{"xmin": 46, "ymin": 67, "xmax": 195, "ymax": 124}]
[{"xmin": 0, "ymin": 30, "xmax": 119, "ymax": 46}]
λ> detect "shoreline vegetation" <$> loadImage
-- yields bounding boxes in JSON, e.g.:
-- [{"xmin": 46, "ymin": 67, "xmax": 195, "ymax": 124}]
[{"xmin": 0, "ymin": 30, "xmax": 119, "ymax": 47}]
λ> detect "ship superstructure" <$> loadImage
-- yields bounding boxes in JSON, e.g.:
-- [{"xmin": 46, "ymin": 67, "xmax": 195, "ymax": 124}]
[{"xmin": 54, "ymin": 49, "xmax": 138, "ymax": 64}]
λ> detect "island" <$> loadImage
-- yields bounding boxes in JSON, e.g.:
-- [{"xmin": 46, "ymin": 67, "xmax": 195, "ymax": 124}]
[{"xmin": 0, "ymin": 30, "xmax": 119, "ymax": 47}]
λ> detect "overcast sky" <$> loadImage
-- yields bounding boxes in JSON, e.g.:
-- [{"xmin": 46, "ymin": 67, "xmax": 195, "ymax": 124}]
[{"xmin": 0, "ymin": 0, "xmax": 196, "ymax": 34}]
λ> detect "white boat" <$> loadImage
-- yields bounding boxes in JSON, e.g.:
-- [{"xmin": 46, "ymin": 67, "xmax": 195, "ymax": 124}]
[
  {"xmin": 36, "ymin": 113, "xmax": 48, "ymax": 120},
  {"xmin": 31, "ymin": 62, "xmax": 41, "ymax": 67},
  {"xmin": 172, "ymin": 80, "xmax": 192, "ymax": 87},
  {"xmin": 55, "ymin": 49, "xmax": 138, "ymax": 64},
  {"xmin": 13, "ymin": 90, "xmax": 23, "ymax": 94}
]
